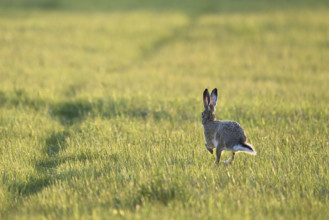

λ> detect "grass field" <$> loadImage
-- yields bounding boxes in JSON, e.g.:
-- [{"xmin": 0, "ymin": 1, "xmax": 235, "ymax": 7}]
[{"xmin": 0, "ymin": 0, "xmax": 329, "ymax": 219}]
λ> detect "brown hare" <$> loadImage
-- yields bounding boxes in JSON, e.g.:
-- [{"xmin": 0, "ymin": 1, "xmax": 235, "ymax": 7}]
[{"xmin": 202, "ymin": 88, "xmax": 256, "ymax": 166}]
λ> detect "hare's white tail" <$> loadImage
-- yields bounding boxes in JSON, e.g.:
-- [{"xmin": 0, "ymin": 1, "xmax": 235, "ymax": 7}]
[{"xmin": 233, "ymin": 143, "xmax": 257, "ymax": 155}]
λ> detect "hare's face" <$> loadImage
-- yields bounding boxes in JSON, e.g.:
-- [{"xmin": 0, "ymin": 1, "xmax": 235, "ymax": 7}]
[{"xmin": 201, "ymin": 106, "xmax": 215, "ymax": 125}]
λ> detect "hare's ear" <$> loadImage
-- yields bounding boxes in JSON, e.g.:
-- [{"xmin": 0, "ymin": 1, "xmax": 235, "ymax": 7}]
[
  {"xmin": 210, "ymin": 88, "xmax": 218, "ymax": 107},
  {"xmin": 203, "ymin": 89, "xmax": 210, "ymax": 108}
]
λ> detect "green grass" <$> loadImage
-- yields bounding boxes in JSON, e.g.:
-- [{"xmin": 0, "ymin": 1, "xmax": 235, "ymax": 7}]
[{"xmin": 0, "ymin": 0, "xmax": 329, "ymax": 219}]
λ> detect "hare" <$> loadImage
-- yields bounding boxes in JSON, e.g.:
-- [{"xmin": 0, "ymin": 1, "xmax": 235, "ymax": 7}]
[{"xmin": 202, "ymin": 88, "xmax": 256, "ymax": 166}]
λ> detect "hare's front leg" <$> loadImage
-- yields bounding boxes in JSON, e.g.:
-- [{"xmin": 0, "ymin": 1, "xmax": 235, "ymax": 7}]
[
  {"xmin": 215, "ymin": 147, "xmax": 223, "ymax": 165},
  {"xmin": 224, "ymin": 152, "xmax": 235, "ymax": 166},
  {"xmin": 205, "ymin": 143, "xmax": 214, "ymax": 154}
]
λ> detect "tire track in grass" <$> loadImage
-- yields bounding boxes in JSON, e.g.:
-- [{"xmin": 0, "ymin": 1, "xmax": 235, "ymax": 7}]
[
  {"xmin": 112, "ymin": 14, "xmax": 200, "ymax": 74},
  {"xmin": 4, "ymin": 97, "xmax": 96, "ymax": 205}
]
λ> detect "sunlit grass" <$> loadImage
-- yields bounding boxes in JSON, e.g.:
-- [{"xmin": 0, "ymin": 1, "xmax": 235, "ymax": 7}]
[{"xmin": 0, "ymin": 0, "xmax": 329, "ymax": 219}]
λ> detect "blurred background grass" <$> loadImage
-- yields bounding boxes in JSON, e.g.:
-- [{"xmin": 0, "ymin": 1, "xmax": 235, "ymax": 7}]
[{"xmin": 1, "ymin": 0, "xmax": 329, "ymax": 12}]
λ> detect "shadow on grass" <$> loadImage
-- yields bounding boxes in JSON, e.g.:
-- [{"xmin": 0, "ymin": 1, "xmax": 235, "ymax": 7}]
[
  {"xmin": 44, "ymin": 131, "xmax": 70, "ymax": 156},
  {"xmin": 0, "ymin": 89, "xmax": 175, "ymax": 123},
  {"xmin": 49, "ymin": 97, "xmax": 173, "ymax": 125},
  {"xmin": 10, "ymin": 134, "xmax": 120, "ymax": 197},
  {"xmin": 10, "ymin": 176, "xmax": 52, "ymax": 196},
  {"xmin": 50, "ymin": 100, "xmax": 93, "ymax": 126},
  {"xmin": 1, "ymin": 89, "xmax": 182, "ymax": 199},
  {"xmin": 0, "ymin": 89, "xmax": 46, "ymax": 111}
]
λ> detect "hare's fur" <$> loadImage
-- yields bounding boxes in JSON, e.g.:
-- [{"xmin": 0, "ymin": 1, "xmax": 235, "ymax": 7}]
[{"xmin": 202, "ymin": 88, "xmax": 256, "ymax": 165}]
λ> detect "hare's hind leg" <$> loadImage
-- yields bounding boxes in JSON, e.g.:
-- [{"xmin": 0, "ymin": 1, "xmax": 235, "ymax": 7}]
[
  {"xmin": 224, "ymin": 152, "xmax": 235, "ymax": 166},
  {"xmin": 215, "ymin": 147, "xmax": 223, "ymax": 166}
]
